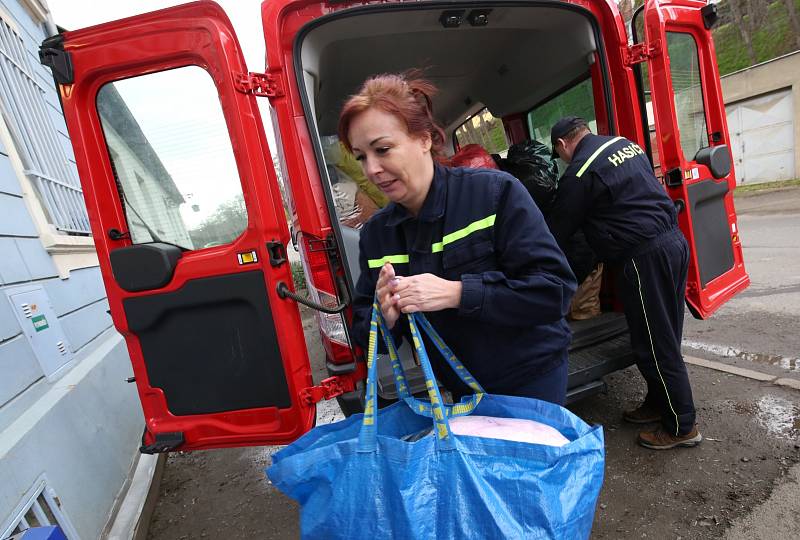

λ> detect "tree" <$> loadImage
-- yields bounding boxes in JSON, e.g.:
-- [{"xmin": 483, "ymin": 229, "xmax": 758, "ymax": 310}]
[
  {"xmin": 784, "ymin": 0, "xmax": 800, "ymax": 49},
  {"xmin": 727, "ymin": 0, "xmax": 757, "ymax": 64},
  {"xmin": 188, "ymin": 194, "xmax": 248, "ymax": 248}
]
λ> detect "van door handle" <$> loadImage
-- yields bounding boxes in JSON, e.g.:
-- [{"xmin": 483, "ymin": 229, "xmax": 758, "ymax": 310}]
[{"xmin": 276, "ymin": 275, "xmax": 350, "ymax": 314}]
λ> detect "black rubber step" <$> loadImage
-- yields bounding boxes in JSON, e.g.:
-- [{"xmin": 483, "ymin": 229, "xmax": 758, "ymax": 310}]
[
  {"xmin": 567, "ymin": 333, "xmax": 635, "ymax": 389},
  {"xmin": 565, "ymin": 379, "xmax": 607, "ymax": 405},
  {"xmin": 569, "ymin": 312, "xmax": 629, "ymax": 351}
]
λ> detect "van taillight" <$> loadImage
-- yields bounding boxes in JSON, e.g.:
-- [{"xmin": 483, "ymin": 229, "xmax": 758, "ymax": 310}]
[{"xmin": 297, "ymin": 234, "xmax": 354, "ymax": 365}]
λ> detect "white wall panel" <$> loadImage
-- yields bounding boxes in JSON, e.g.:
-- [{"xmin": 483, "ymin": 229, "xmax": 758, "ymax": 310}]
[{"xmin": 726, "ymin": 90, "xmax": 795, "ymax": 184}]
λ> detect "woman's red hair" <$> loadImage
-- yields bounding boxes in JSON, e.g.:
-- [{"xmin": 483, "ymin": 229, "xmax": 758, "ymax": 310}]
[{"xmin": 338, "ymin": 72, "xmax": 446, "ymax": 157}]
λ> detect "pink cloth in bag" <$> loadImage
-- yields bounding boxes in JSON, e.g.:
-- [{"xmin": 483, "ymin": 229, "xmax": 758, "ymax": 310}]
[{"xmin": 449, "ymin": 415, "xmax": 570, "ymax": 447}]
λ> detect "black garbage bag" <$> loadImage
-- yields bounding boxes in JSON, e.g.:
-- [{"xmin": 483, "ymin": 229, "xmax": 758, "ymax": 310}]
[{"xmin": 501, "ymin": 140, "xmax": 559, "ymax": 213}]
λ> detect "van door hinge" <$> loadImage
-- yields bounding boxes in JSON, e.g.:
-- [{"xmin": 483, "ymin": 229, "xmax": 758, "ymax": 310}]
[
  {"xmin": 300, "ymin": 365, "xmax": 366, "ymax": 405},
  {"xmin": 234, "ymin": 71, "xmax": 284, "ymax": 97},
  {"xmin": 139, "ymin": 430, "xmax": 184, "ymax": 454},
  {"xmin": 623, "ymin": 40, "xmax": 661, "ymax": 66},
  {"xmin": 39, "ymin": 35, "xmax": 73, "ymax": 84}
]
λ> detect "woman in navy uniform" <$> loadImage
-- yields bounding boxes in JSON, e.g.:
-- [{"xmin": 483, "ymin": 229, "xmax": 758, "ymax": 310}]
[
  {"xmin": 548, "ymin": 116, "xmax": 701, "ymax": 449},
  {"xmin": 341, "ymin": 73, "xmax": 576, "ymax": 405}
]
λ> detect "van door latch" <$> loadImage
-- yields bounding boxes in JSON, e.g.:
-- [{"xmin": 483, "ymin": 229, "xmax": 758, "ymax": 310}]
[
  {"xmin": 300, "ymin": 366, "xmax": 366, "ymax": 405},
  {"xmin": 234, "ymin": 71, "xmax": 284, "ymax": 97},
  {"xmin": 623, "ymin": 40, "xmax": 661, "ymax": 66}
]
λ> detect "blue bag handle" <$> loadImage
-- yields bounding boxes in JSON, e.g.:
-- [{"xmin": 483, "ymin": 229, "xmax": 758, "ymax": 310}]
[
  {"xmin": 377, "ymin": 309, "xmax": 486, "ymax": 419},
  {"xmin": 358, "ymin": 297, "xmax": 486, "ymax": 452}
]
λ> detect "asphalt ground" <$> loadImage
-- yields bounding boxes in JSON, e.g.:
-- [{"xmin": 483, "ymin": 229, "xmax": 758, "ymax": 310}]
[{"xmin": 146, "ymin": 186, "xmax": 800, "ymax": 540}]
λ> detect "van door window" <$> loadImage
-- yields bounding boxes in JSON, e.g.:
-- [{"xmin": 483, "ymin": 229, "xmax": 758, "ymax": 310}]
[
  {"xmin": 454, "ymin": 108, "xmax": 510, "ymax": 156},
  {"xmin": 97, "ymin": 66, "xmax": 245, "ymax": 250},
  {"xmin": 527, "ymin": 78, "xmax": 597, "ymax": 153},
  {"xmin": 666, "ymin": 32, "xmax": 709, "ymax": 161}
]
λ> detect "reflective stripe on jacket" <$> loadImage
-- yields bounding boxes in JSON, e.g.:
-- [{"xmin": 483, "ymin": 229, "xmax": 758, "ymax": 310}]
[
  {"xmin": 547, "ymin": 133, "xmax": 678, "ymax": 263},
  {"xmin": 350, "ymin": 164, "xmax": 577, "ymax": 395}
]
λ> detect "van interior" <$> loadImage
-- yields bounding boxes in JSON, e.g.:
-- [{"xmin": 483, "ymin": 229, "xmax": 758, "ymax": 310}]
[{"xmin": 297, "ymin": 4, "xmax": 634, "ymax": 402}]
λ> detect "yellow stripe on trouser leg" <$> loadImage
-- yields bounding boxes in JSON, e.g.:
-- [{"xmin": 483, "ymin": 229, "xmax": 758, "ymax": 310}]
[{"xmin": 632, "ymin": 260, "xmax": 680, "ymax": 436}]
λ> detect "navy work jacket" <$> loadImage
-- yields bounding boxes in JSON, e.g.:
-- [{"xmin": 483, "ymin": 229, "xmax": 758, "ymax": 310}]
[
  {"xmin": 350, "ymin": 164, "xmax": 577, "ymax": 396},
  {"xmin": 547, "ymin": 134, "xmax": 678, "ymax": 262}
]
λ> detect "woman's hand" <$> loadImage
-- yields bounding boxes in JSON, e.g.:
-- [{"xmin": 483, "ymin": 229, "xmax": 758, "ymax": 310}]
[
  {"xmin": 376, "ymin": 262, "xmax": 402, "ymax": 329},
  {"xmin": 392, "ymin": 273, "xmax": 462, "ymax": 314}
]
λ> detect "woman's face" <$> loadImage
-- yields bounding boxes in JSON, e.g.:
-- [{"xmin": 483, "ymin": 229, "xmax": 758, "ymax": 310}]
[{"xmin": 348, "ymin": 107, "xmax": 434, "ymax": 215}]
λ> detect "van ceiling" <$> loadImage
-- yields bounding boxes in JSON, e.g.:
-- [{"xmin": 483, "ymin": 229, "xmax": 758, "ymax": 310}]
[{"xmin": 300, "ymin": 5, "xmax": 598, "ymax": 135}]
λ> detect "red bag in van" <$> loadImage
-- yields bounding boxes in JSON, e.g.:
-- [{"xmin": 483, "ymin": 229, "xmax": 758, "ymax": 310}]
[{"xmin": 442, "ymin": 144, "xmax": 498, "ymax": 170}]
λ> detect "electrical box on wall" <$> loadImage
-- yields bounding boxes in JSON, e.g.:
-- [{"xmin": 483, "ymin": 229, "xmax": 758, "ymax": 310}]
[{"xmin": 6, "ymin": 285, "xmax": 73, "ymax": 380}]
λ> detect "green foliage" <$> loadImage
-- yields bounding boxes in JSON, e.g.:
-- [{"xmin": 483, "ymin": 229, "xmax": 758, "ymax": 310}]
[
  {"xmin": 455, "ymin": 113, "xmax": 510, "ymax": 154},
  {"xmin": 751, "ymin": 3, "xmax": 792, "ymax": 62},
  {"xmin": 734, "ymin": 177, "xmax": 800, "ymax": 194},
  {"xmin": 291, "ymin": 261, "xmax": 307, "ymax": 291},
  {"xmin": 187, "ymin": 194, "xmax": 248, "ymax": 249},
  {"xmin": 713, "ymin": 22, "xmax": 751, "ymax": 75},
  {"xmin": 527, "ymin": 79, "xmax": 596, "ymax": 143},
  {"xmin": 713, "ymin": 0, "xmax": 800, "ymax": 75}
]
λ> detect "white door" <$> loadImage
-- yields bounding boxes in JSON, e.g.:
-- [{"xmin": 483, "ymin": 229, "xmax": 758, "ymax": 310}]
[{"xmin": 726, "ymin": 89, "xmax": 795, "ymax": 184}]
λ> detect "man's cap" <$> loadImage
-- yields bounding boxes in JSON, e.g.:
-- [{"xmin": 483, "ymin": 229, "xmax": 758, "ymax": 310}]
[{"xmin": 550, "ymin": 116, "xmax": 588, "ymax": 147}]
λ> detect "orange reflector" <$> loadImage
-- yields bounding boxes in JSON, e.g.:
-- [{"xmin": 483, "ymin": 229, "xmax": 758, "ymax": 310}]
[
  {"xmin": 237, "ymin": 251, "xmax": 258, "ymax": 265},
  {"xmin": 732, "ymin": 234, "xmax": 739, "ymax": 243}
]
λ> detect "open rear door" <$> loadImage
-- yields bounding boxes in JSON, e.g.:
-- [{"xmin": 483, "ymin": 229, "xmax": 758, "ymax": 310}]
[
  {"xmin": 40, "ymin": 2, "xmax": 315, "ymax": 451},
  {"xmin": 641, "ymin": 0, "xmax": 749, "ymax": 318}
]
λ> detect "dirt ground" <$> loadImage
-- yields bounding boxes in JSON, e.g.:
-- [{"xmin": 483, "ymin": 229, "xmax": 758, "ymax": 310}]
[
  {"xmin": 145, "ymin": 187, "xmax": 800, "ymax": 539},
  {"xmin": 575, "ymin": 368, "xmax": 800, "ymax": 539},
  {"xmin": 145, "ymin": 362, "xmax": 800, "ymax": 540}
]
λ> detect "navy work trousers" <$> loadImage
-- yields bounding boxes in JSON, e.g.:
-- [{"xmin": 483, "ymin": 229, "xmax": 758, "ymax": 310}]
[
  {"xmin": 506, "ymin": 353, "xmax": 568, "ymax": 406},
  {"xmin": 614, "ymin": 228, "xmax": 696, "ymax": 436},
  {"xmin": 450, "ymin": 351, "xmax": 568, "ymax": 406}
]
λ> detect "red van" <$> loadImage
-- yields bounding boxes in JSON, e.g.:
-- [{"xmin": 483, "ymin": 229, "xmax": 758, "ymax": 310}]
[{"xmin": 40, "ymin": 0, "xmax": 749, "ymax": 453}]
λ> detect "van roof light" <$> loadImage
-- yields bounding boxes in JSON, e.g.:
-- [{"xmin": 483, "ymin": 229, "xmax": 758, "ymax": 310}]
[
  {"xmin": 467, "ymin": 9, "xmax": 491, "ymax": 27},
  {"xmin": 439, "ymin": 10, "xmax": 464, "ymax": 28}
]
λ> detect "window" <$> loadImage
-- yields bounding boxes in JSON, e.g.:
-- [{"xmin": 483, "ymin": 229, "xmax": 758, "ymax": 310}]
[
  {"xmin": 97, "ymin": 66, "xmax": 246, "ymax": 251},
  {"xmin": 527, "ymin": 77, "xmax": 597, "ymax": 153},
  {"xmin": 454, "ymin": 108, "xmax": 510, "ymax": 156},
  {"xmin": 666, "ymin": 32, "xmax": 708, "ymax": 160},
  {"xmin": 0, "ymin": 15, "xmax": 90, "ymax": 235}
]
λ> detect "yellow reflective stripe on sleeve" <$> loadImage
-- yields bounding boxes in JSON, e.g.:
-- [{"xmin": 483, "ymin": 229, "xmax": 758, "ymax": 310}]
[
  {"xmin": 368, "ymin": 214, "xmax": 496, "ymax": 266},
  {"xmin": 576, "ymin": 136, "xmax": 625, "ymax": 178},
  {"xmin": 367, "ymin": 254, "xmax": 409, "ymax": 268},
  {"xmin": 431, "ymin": 214, "xmax": 496, "ymax": 253}
]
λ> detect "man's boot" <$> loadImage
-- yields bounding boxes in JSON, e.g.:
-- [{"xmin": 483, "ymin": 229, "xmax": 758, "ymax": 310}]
[
  {"xmin": 622, "ymin": 402, "xmax": 660, "ymax": 424},
  {"xmin": 638, "ymin": 425, "xmax": 702, "ymax": 450}
]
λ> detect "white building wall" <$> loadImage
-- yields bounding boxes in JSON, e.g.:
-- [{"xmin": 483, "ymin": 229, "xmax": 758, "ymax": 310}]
[
  {"xmin": 0, "ymin": 1, "xmax": 143, "ymax": 538},
  {"xmin": 721, "ymin": 50, "xmax": 800, "ymax": 184}
]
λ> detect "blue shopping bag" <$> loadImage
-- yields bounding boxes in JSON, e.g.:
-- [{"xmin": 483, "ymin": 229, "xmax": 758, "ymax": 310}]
[{"xmin": 268, "ymin": 301, "xmax": 605, "ymax": 539}]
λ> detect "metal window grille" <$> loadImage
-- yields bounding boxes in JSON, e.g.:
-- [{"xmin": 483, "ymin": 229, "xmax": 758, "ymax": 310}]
[
  {"xmin": 1, "ymin": 478, "xmax": 79, "ymax": 539},
  {"xmin": 0, "ymin": 16, "xmax": 90, "ymax": 235}
]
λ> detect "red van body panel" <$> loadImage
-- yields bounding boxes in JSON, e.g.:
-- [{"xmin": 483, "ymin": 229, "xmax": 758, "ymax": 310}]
[{"xmin": 642, "ymin": 0, "xmax": 750, "ymax": 317}]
